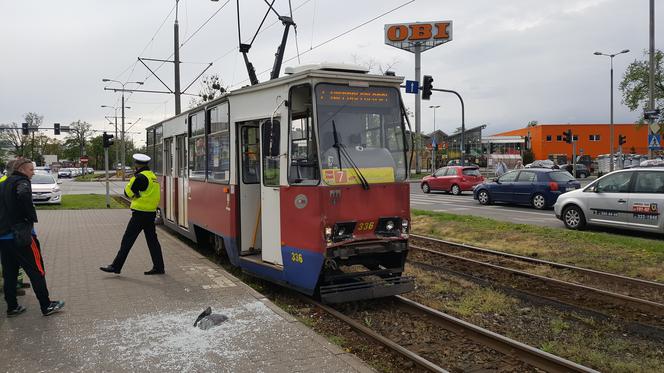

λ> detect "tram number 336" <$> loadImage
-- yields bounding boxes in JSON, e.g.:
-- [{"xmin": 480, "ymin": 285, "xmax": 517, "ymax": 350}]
[
  {"xmin": 291, "ymin": 252, "xmax": 304, "ymax": 264},
  {"xmin": 357, "ymin": 221, "xmax": 375, "ymax": 231}
]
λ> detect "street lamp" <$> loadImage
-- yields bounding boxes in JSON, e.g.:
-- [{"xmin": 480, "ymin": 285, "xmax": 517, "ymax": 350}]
[
  {"xmin": 101, "ymin": 104, "xmax": 131, "ymax": 168},
  {"xmin": 429, "ymin": 105, "xmax": 440, "ymax": 172},
  {"xmin": 594, "ymin": 49, "xmax": 629, "ymax": 171},
  {"xmin": 102, "ymin": 79, "xmax": 144, "ymax": 180}
]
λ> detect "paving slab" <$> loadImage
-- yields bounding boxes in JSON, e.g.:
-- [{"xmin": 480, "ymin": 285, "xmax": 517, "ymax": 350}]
[{"xmin": 0, "ymin": 209, "xmax": 373, "ymax": 373}]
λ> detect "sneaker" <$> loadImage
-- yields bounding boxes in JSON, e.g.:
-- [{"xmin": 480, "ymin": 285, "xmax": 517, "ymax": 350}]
[
  {"xmin": 144, "ymin": 268, "xmax": 165, "ymax": 275},
  {"xmin": 7, "ymin": 305, "xmax": 27, "ymax": 317},
  {"xmin": 42, "ymin": 300, "xmax": 65, "ymax": 316}
]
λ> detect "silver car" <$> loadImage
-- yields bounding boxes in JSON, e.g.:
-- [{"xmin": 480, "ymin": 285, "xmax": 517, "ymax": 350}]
[
  {"xmin": 554, "ymin": 168, "xmax": 664, "ymax": 232},
  {"xmin": 31, "ymin": 174, "xmax": 62, "ymax": 205}
]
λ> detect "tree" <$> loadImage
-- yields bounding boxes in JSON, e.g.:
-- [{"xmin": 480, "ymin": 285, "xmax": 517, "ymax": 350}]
[
  {"xmin": 24, "ymin": 112, "xmax": 43, "ymax": 160},
  {"xmin": 351, "ymin": 54, "xmax": 400, "ymax": 74},
  {"xmin": 0, "ymin": 122, "xmax": 28, "ymax": 157},
  {"xmin": 619, "ymin": 49, "xmax": 664, "ymax": 124},
  {"xmin": 527, "ymin": 120, "xmax": 538, "ymax": 127},
  {"xmin": 63, "ymin": 120, "xmax": 92, "ymax": 163},
  {"xmin": 189, "ymin": 74, "xmax": 227, "ymax": 108}
]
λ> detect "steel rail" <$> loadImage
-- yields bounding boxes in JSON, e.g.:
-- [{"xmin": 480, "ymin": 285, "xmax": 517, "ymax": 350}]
[
  {"xmin": 395, "ymin": 296, "xmax": 599, "ymax": 373},
  {"xmin": 308, "ymin": 299, "xmax": 449, "ymax": 373},
  {"xmin": 410, "ymin": 234, "xmax": 664, "ymax": 290},
  {"xmin": 410, "ymin": 244, "xmax": 664, "ymax": 315}
]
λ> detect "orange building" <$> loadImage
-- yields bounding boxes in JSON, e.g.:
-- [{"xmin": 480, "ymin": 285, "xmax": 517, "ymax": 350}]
[{"xmin": 493, "ymin": 124, "xmax": 649, "ymax": 159}]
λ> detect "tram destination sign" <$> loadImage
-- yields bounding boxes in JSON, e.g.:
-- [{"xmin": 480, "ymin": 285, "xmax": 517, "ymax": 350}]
[
  {"xmin": 317, "ymin": 85, "xmax": 396, "ymax": 107},
  {"xmin": 384, "ymin": 21, "xmax": 453, "ymax": 53}
]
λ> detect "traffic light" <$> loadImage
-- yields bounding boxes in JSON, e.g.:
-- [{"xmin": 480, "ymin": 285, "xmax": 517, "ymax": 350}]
[
  {"xmin": 21, "ymin": 123, "xmax": 29, "ymax": 135},
  {"xmin": 422, "ymin": 75, "xmax": 433, "ymax": 100},
  {"xmin": 54, "ymin": 123, "xmax": 60, "ymax": 135},
  {"xmin": 619, "ymin": 134, "xmax": 627, "ymax": 146},
  {"xmin": 102, "ymin": 132, "xmax": 114, "ymax": 148},
  {"xmin": 562, "ymin": 129, "xmax": 572, "ymax": 144}
]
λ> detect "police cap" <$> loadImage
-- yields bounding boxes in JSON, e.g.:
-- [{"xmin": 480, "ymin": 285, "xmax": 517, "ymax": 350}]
[{"xmin": 132, "ymin": 153, "xmax": 151, "ymax": 164}]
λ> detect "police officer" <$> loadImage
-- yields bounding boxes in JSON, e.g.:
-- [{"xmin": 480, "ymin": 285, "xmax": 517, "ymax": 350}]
[
  {"xmin": 0, "ymin": 158, "xmax": 65, "ymax": 317},
  {"xmin": 100, "ymin": 153, "xmax": 165, "ymax": 275}
]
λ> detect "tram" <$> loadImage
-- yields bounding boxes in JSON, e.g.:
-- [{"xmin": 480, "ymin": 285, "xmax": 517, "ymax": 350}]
[{"xmin": 145, "ymin": 63, "xmax": 414, "ymax": 302}]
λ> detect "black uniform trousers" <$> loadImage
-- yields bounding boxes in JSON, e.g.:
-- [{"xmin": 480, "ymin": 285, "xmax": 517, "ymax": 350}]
[
  {"xmin": 0, "ymin": 237, "xmax": 51, "ymax": 312},
  {"xmin": 112, "ymin": 210, "xmax": 164, "ymax": 271}
]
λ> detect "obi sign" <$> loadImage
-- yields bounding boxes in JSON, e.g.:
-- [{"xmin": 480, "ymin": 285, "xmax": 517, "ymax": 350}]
[{"xmin": 384, "ymin": 21, "xmax": 453, "ymax": 53}]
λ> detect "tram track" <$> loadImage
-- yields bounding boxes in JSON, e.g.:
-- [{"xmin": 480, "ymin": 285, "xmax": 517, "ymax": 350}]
[
  {"xmin": 409, "ymin": 234, "xmax": 664, "ymax": 329},
  {"xmin": 310, "ymin": 296, "xmax": 597, "ymax": 373}
]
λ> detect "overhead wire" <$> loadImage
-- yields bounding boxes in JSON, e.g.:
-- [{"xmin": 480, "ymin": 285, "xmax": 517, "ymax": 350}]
[
  {"xmin": 231, "ymin": 0, "xmax": 416, "ymax": 88},
  {"xmin": 289, "ymin": 0, "xmax": 301, "ymax": 64}
]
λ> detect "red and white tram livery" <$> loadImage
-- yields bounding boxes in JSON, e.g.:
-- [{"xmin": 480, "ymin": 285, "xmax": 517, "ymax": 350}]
[{"xmin": 145, "ymin": 64, "xmax": 413, "ymax": 302}]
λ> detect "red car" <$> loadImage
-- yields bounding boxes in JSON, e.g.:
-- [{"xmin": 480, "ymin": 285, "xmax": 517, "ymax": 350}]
[{"xmin": 421, "ymin": 166, "xmax": 485, "ymax": 195}]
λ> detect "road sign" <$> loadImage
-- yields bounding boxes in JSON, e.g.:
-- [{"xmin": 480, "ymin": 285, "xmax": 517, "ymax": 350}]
[
  {"xmin": 648, "ymin": 134, "xmax": 661, "ymax": 150},
  {"xmin": 405, "ymin": 80, "xmax": 419, "ymax": 94}
]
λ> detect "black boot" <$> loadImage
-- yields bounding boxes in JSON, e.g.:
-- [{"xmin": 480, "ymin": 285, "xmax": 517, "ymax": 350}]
[{"xmin": 99, "ymin": 265, "xmax": 120, "ymax": 274}]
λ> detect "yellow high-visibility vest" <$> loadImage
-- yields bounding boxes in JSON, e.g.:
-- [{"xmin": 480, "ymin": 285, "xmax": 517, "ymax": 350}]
[{"xmin": 125, "ymin": 170, "xmax": 160, "ymax": 212}]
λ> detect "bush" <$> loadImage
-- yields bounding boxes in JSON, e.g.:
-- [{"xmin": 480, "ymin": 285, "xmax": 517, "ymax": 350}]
[{"xmin": 522, "ymin": 149, "xmax": 535, "ymax": 164}]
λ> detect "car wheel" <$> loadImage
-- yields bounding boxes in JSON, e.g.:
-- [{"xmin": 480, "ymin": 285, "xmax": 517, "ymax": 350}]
[
  {"xmin": 422, "ymin": 183, "xmax": 431, "ymax": 193},
  {"xmin": 562, "ymin": 205, "xmax": 586, "ymax": 230},
  {"xmin": 451, "ymin": 184, "xmax": 461, "ymax": 195},
  {"xmin": 477, "ymin": 190, "xmax": 491, "ymax": 205},
  {"xmin": 579, "ymin": 172, "xmax": 587, "ymax": 179},
  {"xmin": 531, "ymin": 193, "xmax": 546, "ymax": 210}
]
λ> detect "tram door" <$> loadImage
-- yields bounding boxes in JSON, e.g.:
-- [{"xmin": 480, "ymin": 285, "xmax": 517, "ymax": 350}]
[
  {"xmin": 176, "ymin": 134, "xmax": 189, "ymax": 229},
  {"xmin": 260, "ymin": 119, "xmax": 283, "ymax": 266},
  {"xmin": 164, "ymin": 137, "xmax": 175, "ymax": 222},
  {"xmin": 238, "ymin": 123, "xmax": 261, "ymax": 255}
]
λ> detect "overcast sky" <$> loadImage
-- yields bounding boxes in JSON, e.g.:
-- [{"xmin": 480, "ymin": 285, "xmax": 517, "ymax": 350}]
[{"xmin": 1, "ymin": 0, "xmax": 662, "ymax": 145}]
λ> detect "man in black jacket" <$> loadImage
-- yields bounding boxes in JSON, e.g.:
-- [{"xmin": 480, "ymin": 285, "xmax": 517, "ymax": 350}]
[{"xmin": 0, "ymin": 159, "xmax": 64, "ymax": 317}]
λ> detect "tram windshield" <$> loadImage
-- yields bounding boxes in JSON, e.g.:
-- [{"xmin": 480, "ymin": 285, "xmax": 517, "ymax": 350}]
[{"xmin": 315, "ymin": 84, "xmax": 407, "ymax": 186}]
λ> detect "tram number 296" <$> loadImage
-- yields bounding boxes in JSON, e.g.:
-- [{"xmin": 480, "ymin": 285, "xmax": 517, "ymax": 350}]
[{"xmin": 291, "ymin": 252, "xmax": 304, "ymax": 264}]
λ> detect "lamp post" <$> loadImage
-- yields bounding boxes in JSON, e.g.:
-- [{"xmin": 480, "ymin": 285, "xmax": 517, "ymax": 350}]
[
  {"xmin": 594, "ymin": 49, "xmax": 629, "ymax": 171},
  {"xmin": 429, "ymin": 105, "xmax": 440, "ymax": 172},
  {"xmin": 101, "ymin": 104, "xmax": 130, "ymax": 170},
  {"xmin": 102, "ymin": 79, "xmax": 143, "ymax": 180}
]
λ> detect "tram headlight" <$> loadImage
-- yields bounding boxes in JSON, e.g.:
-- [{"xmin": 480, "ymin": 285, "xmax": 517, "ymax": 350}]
[
  {"xmin": 385, "ymin": 220, "xmax": 395, "ymax": 231},
  {"xmin": 401, "ymin": 219, "xmax": 409, "ymax": 234}
]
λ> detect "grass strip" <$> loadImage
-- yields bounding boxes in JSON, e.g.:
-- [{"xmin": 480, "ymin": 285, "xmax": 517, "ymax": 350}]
[
  {"xmin": 412, "ymin": 209, "xmax": 664, "ymax": 281},
  {"xmin": 36, "ymin": 194, "xmax": 124, "ymax": 210}
]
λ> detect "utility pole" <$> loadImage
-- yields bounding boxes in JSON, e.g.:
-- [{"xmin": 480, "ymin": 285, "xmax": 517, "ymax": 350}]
[
  {"xmin": 648, "ymin": 0, "xmax": 656, "ymax": 159},
  {"xmin": 174, "ymin": 0, "xmax": 181, "ymax": 115},
  {"xmin": 121, "ymin": 93, "xmax": 126, "ymax": 180},
  {"xmin": 414, "ymin": 44, "xmax": 422, "ymax": 174}
]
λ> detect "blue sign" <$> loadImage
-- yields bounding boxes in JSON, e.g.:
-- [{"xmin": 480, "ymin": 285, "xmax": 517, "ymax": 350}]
[
  {"xmin": 405, "ymin": 80, "xmax": 419, "ymax": 94},
  {"xmin": 649, "ymin": 134, "xmax": 661, "ymax": 150}
]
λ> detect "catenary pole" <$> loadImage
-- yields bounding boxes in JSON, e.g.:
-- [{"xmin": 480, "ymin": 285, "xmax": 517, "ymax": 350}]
[
  {"xmin": 414, "ymin": 44, "xmax": 421, "ymax": 174},
  {"xmin": 174, "ymin": 0, "xmax": 181, "ymax": 115},
  {"xmin": 649, "ymin": 0, "xmax": 655, "ymax": 158}
]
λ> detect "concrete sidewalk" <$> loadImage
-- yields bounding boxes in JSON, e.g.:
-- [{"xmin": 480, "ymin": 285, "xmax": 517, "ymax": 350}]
[{"xmin": 0, "ymin": 209, "xmax": 372, "ymax": 373}]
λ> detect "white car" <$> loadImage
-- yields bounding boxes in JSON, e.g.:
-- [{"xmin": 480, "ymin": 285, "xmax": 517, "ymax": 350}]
[
  {"xmin": 31, "ymin": 174, "xmax": 62, "ymax": 205},
  {"xmin": 554, "ymin": 168, "xmax": 664, "ymax": 233}
]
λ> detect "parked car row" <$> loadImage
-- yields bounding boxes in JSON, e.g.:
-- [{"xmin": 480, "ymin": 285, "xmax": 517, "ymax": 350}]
[
  {"xmin": 57, "ymin": 167, "xmax": 94, "ymax": 178},
  {"xmin": 421, "ymin": 163, "xmax": 664, "ymax": 235}
]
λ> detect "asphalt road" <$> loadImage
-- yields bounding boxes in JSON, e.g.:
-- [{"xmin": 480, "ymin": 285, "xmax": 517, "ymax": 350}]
[
  {"xmin": 409, "ymin": 182, "xmax": 565, "ymax": 228},
  {"xmin": 58, "ymin": 178, "xmax": 128, "ymax": 195}
]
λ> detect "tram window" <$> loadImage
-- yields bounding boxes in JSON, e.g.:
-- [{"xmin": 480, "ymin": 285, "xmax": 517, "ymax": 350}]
[
  {"xmin": 262, "ymin": 119, "xmax": 280, "ymax": 186},
  {"xmin": 288, "ymin": 84, "xmax": 320, "ymax": 185},
  {"xmin": 188, "ymin": 111, "xmax": 206, "ymax": 180},
  {"xmin": 207, "ymin": 103, "xmax": 230, "ymax": 183},
  {"xmin": 154, "ymin": 126, "xmax": 163, "ymax": 175},
  {"xmin": 241, "ymin": 126, "xmax": 260, "ymax": 184}
]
